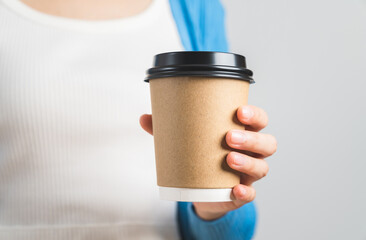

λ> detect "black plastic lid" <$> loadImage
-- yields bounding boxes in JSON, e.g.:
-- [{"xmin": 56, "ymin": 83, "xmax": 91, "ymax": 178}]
[{"xmin": 144, "ymin": 51, "xmax": 254, "ymax": 83}]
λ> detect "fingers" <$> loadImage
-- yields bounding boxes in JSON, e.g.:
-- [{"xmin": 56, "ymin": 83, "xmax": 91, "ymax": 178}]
[
  {"xmin": 139, "ymin": 114, "xmax": 153, "ymax": 135},
  {"xmin": 231, "ymin": 185, "xmax": 256, "ymax": 207},
  {"xmin": 226, "ymin": 129, "xmax": 277, "ymax": 157},
  {"xmin": 226, "ymin": 152, "xmax": 269, "ymax": 180},
  {"xmin": 192, "ymin": 185, "xmax": 257, "ymax": 217},
  {"xmin": 237, "ymin": 105, "xmax": 268, "ymax": 132}
]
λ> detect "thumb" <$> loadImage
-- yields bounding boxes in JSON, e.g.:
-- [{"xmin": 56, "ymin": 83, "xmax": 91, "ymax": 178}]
[{"xmin": 139, "ymin": 114, "xmax": 153, "ymax": 135}]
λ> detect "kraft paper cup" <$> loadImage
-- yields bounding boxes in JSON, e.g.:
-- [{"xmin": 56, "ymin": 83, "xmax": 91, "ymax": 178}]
[{"xmin": 144, "ymin": 51, "xmax": 254, "ymax": 202}]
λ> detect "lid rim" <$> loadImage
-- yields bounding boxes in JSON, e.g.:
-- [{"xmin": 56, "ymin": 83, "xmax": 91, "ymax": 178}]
[
  {"xmin": 145, "ymin": 51, "xmax": 254, "ymax": 83},
  {"xmin": 144, "ymin": 72, "xmax": 254, "ymax": 83},
  {"xmin": 148, "ymin": 64, "xmax": 253, "ymax": 74}
]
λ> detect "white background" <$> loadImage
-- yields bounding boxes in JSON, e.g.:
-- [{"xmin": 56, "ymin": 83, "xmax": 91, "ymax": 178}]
[{"xmin": 221, "ymin": 0, "xmax": 366, "ymax": 239}]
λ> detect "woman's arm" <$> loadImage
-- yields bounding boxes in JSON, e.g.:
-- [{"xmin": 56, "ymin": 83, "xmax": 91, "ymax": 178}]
[{"xmin": 177, "ymin": 201, "xmax": 256, "ymax": 240}]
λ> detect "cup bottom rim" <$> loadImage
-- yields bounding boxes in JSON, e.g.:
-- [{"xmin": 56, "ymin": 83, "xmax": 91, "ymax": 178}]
[{"xmin": 159, "ymin": 186, "xmax": 234, "ymax": 202}]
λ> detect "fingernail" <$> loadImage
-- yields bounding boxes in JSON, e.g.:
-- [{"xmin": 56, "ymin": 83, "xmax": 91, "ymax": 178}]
[
  {"xmin": 232, "ymin": 153, "xmax": 246, "ymax": 166},
  {"xmin": 241, "ymin": 107, "xmax": 253, "ymax": 120},
  {"xmin": 230, "ymin": 130, "xmax": 246, "ymax": 144}
]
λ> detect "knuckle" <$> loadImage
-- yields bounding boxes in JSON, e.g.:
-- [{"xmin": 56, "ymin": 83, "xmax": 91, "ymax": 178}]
[
  {"xmin": 271, "ymin": 136, "xmax": 278, "ymax": 154},
  {"xmin": 244, "ymin": 157, "xmax": 255, "ymax": 173},
  {"xmin": 247, "ymin": 132, "xmax": 258, "ymax": 148},
  {"xmin": 265, "ymin": 134, "xmax": 277, "ymax": 156},
  {"xmin": 261, "ymin": 111, "xmax": 269, "ymax": 127},
  {"xmin": 261, "ymin": 162, "xmax": 270, "ymax": 178},
  {"xmin": 254, "ymin": 161, "xmax": 269, "ymax": 179},
  {"xmin": 256, "ymin": 107, "xmax": 268, "ymax": 127}
]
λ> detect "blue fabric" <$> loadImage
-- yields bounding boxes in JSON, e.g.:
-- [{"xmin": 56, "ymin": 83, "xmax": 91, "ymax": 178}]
[
  {"xmin": 177, "ymin": 202, "xmax": 257, "ymax": 240},
  {"xmin": 168, "ymin": 0, "xmax": 257, "ymax": 239},
  {"xmin": 169, "ymin": 0, "xmax": 229, "ymax": 52}
]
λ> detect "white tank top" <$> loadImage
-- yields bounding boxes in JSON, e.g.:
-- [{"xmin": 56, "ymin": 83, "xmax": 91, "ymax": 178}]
[{"xmin": 0, "ymin": 0, "xmax": 184, "ymax": 239}]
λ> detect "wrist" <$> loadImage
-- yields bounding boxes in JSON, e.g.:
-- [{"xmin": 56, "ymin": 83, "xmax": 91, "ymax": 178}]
[{"xmin": 192, "ymin": 204, "xmax": 228, "ymax": 221}]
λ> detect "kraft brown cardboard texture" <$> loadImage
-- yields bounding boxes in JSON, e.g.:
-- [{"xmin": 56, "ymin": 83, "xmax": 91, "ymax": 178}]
[{"xmin": 149, "ymin": 76, "xmax": 250, "ymax": 188}]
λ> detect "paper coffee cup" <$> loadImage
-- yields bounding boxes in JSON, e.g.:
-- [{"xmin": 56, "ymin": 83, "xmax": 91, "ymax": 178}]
[{"xmin": 144, "ymin": 51, "xmax": 254, "ymax": 202}]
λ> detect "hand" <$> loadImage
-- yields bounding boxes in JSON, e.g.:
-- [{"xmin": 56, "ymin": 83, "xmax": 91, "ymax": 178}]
[{"xmin": 139, "ymin": 105, "xmax": 277, "ymax": 221}]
